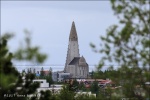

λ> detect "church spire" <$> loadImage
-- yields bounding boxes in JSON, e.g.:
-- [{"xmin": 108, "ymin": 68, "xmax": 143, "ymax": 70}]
[
  {"xmin": 69, "ymin": 21, "xmax": 78, "ymax": 41},
  {"xmin": 65, "ymin": 21, "xmax": 80, "ymax": 72}
]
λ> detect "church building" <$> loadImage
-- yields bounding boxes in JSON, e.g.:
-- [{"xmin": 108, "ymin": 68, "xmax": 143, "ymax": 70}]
[{"xmin": 64, "ymin": 21, "xmax": 89, "ymax": 78}]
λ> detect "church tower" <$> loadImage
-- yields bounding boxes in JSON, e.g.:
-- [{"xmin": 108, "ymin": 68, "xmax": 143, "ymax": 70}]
[
  {"xmin": 64, "ymin": 21, "xmax": 89, "ymax": 78},
  {"xmin": 64, "ymin": 21, "xmax": 80, "ymax": 72}
]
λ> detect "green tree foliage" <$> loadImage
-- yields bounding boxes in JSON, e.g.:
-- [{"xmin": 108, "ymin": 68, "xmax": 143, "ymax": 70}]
[
  {"xmin": 0, "ymin": 39, "xmax": 39, "ymax": 100},
  {"xmin": 58, "ymin": 85, "xmax": 75, "ymax": 100},
  {"xmin": 68, "ymin": 79, "xmax": 79, "ymax": 92},
  {"xmin": 75, "ymin": 94, "xmax": 97, "ymax": 100},
  {"xmin": 47, "ymin": 67, "xmax": 53, "ymax": 85},
  {"xmin": 40, "ymin": 67, "xmax": 44, "ymax": 77},
  {"xmin": 14, "ymin": 29, "xmax": 47, "ymax": 64},
  {"xmin": 1, "ymin": 30, "xmax": 48, "ymax": 100},
  {"xmin": 0, "ymin": 39, "xmax": 19, "ymax": 89},
  {"xmin": 91, "ymin": 0, "xmax": 150, "ymax": 99},
  {"xmin": 78, "ymin": 82, "xmax": 86, "ymax": 91},
  {"xmin": 39, "ymin": 90, "xmax": 58, "ymax": 100},
  {"xmin": 90, "ymin": 80, "xmax": 99, "ymax": 96},
  {"xmin": 46, "ymin": 76, "xmax": 53, "ymax": 87}
]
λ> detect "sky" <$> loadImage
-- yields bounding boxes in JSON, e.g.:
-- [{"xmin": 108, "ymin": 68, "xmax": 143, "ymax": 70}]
[{"xmin": 1, "ymin": 1, "xmax": 118, "ymax": 72}]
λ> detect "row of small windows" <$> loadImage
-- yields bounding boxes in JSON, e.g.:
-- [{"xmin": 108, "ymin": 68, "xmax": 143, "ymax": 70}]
[
  {"xmin": 80, "ymin": 70, "xmax": 87, "ymax": 76},
  {"xmin": 80, "ymin": 67, "xmax": 86, "ymax": 70}
]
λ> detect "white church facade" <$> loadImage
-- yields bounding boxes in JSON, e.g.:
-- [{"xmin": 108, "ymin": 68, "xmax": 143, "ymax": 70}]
[{"xmin": 64, "ymin": 21, "xmax": 89, "ymax": 78}]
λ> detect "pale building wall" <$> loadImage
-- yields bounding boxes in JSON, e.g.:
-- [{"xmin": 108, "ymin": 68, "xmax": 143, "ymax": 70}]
[
  {"xmin": 69, "ymin": 65, "xmax": 76, "ymax": 77},
  {"xmin": 76, "ymin": 66, "xmax": 89, "ymax": 78},
  {"xmin": 65, "ymin": 41, "xmax": 79, "ymax": 73},
  {"xmin": 69, "ymin": 41, "xmax": 80, "ymax": 61},
  {"xmin": 66, "ymin": 40, "xmax": 80, "ymax": 76}
]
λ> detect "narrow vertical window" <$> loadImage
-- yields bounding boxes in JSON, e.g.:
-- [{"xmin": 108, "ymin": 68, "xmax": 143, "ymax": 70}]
[
  {"xmin": 83, "ymin": 70, "xmax": 84, "ymax": 76},
  {"xmin": 80, "ymin": 70, "xmax": 81, "ymax": 75}
]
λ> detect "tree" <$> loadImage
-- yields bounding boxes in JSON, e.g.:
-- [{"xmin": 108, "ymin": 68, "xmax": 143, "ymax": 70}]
[
  {"xmin": 58, "ymin": 85, "xmax": 75, "ymax": 100},
  {"xmin": 47, "ymin": 67, "xmax": 53, "ymax": 85},
  {"xmin": 91, "ymin": 0, "xmax": 150, "ymax": 99},
  {"xmin": 75, "ymin": 93, "xmax": 97, "ymax": 100},
  {"xmin": 90, "ymin": 80, "xmax": 99, "ymax": 97},
  {"xmin": 68, "ymin": 79, "xmax": 79, "ymax": 92},
  {"xmin": 14, "ymin": 29, "xmax": 47, "ymax": 64},
  {"xmin": 0, "ymin": 39, "xmax": 19, "ymax": 92},
  {"xmin": 1, "ymin": 30, "xmax": 48, "ymax": 100},
  {"xmin": 78, "ymin": 82, "xmax": 86, "ymax": 91},
  {"xmin": 0, "ymin": 38, "xmax": 39, "ymax": 100},
  {"xmin": 39, "ymin": 90, "xmax": 58, "ymax": 100},
  {"xmin": 40, "ymin": 67, "xmax": 44, "ymax": 78}
]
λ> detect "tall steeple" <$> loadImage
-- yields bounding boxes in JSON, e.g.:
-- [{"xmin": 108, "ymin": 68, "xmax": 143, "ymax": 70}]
[
  {"xmin": 64, "ymin": 21, "xmax": 80, "ymax": 72},
  {"xmin": 69, "ymin": 21, "xmax": 78, "ymax": 41}
]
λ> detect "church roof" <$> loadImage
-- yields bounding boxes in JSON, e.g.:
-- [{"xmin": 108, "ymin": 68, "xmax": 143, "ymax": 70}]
[
  {"xmin": 69, "ymin": 57, "xmax": 80, "ymax": 65},
  {"xmin": 79, "ymin": 56, "xmax": 86, "ymax": 62},
  {"xmin": 69, "ymin": 57, "xmax": 88, "ymax": 66},
  {"xmin": 69, "ymin": 21, "xmax": 78, "ymax": 41}
]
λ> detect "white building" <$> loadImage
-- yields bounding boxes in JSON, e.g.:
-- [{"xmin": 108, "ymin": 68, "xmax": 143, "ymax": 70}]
[{"xmin": 33, "ymin": 79, "xmax": 63, "ymax": 95}]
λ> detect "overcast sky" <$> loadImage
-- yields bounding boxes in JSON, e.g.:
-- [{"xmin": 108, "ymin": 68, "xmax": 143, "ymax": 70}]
[{"xmin": 1, "ymin": 1, "xmax": 118, "ymax": 72}]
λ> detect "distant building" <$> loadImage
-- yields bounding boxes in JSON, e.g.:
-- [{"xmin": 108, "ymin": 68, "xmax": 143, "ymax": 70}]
[
  {"xmin": 64, "ymin": 21, "xmax": 89, "ymax": 78},
  {"xmin": 40, "ymin": 70, "xmax": 51, "ymax": 76},
  {"xmin": 52, "ymin": 72, "xmax": 58, "ymax": 82},
  {"xmin": 57, "ymin": 73, "xmax": 70, "ymax": 82},
  {"xmin": 31, "ymin": 79, "xmax": 63, "ymax": 97},
  {"xmin": 52, "ymin": 71, "xmax": 71, "ymax": 82},
  {"xmin": 36, "ymin": 73, "xmax": 40, "ymax": 77}
]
